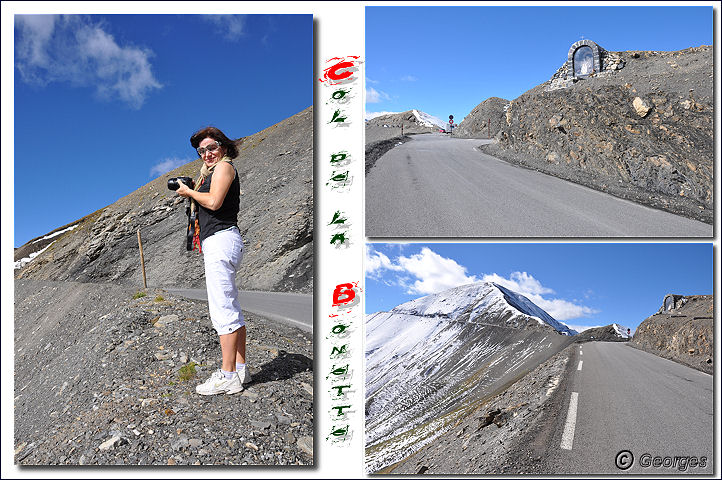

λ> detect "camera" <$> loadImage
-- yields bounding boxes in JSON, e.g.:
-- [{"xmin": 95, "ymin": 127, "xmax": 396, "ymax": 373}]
[{"xmin": 167, "ymin": 176, "xmax": 194, "ymax": 191}]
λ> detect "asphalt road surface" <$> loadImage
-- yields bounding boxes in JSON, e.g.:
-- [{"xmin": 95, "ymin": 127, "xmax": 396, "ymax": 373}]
[
  {"xmin": 365, "ymin": 134, "xmax": 712, "ymax": 237},
  {"xmin": 165, "ymin": 288, "xmax": 313, "ymax": 333},
  {"xmin": 547, "ymin": 342, "xmax": 713, "ymax": 474}
]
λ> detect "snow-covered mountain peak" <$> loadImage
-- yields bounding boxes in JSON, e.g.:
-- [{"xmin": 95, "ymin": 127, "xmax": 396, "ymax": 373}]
[
  {"xmin": 412, "ymin": 110, "xmax": 446, "ymax": 129},
  {"xmin": 493, "ymin": 283, "xmax": 577, "ymax": 336},
  {"xmin": 612, "ymin": 323, "xmax": 632, "ymax": 338},
  {"xmin": 391, "ymin": 282, "xmax": 577, "ymax": 335}
]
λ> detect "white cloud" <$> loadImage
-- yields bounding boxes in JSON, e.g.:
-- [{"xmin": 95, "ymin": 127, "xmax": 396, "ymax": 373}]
[
  {"xmin": 150, "ymin": 157, "xmax": 191, "ymax": 178},
  {"xmin": 366, "ymin": 76, "xmax": 380, "ymax": 85},
  {"xmin": 201, "ymin": 15, "xmax": 247, "ymax": 41},
  {"xmin": 396, "ymin": 247, "xmax": 478, "ymax": 295},
  {"xmin": 400, "ymin": 75, "xmax": 418, "ymax": 82},
  {"xmin": 482, "ymin": 271, "xmax": 554, "ymax": 296},
  {"xmin": 14, "ymin": 15, "xmax": 162, "ymax": 109},
  {"xmin": 366, "ymin": 247, "xmax": 598, "ymax": 321},
  {"xmin": 530, "ymin": 297, "xmax": 598, "ymax": 321},
  {"xmin": 366, "ymin": 247, "xmax": 402, "ymax": 279},
  {"xmin": 482, "ymin": 271, "xmax": 597, "ymax": 321},
  {"xmin": 366, "ymin": 87, "xmax": 391, "ymax": 104}
]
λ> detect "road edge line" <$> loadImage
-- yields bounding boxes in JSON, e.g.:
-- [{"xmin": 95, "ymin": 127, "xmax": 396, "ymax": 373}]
[{"xmin": 560, "ymin": 391, "xmax": 579, "ymax": 450}]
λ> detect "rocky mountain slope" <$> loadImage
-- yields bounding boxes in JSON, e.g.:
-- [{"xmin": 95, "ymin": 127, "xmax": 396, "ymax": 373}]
[
  {"xmin": 476, "ymin": 45, "xmax": 713, "ymax": 223},
  {"xmin": 365, "ymin": 282, "xmax": 575, "ymax": 472},
  {"xmin": 455, "ymin": 97, "xmax": 510, "ymax": 139},
  {"xmin": 14, "ymin": 279, "xmax": 313, "ymax": 465},
  {"xmin": 14, "ymin": 106, "xmax": 313, "ymax": 293},
  {"xmin": 365, "ymin": 109, "xmax": 439, "ymax": 145},
  {"xmin": 630, "ymin": 294, "xmax": 713, "ymax": 374},
  {"xmin": 366, "ymin": 109, "xmax": 441, "ymax": 136},
  {"xmin": 384, "ymin": 346, "xmax": 573, "ymax": 474}
]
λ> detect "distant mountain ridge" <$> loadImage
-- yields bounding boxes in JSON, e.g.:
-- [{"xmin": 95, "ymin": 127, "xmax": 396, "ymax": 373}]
[
  {"xmin": 391, "ymin": 282, "xmax": 577, "ymax": 335},
  {"xmin": 574, "ymin": 323, "xmax": 632, "ymax": 343},
  {"xmin": 365, "ymin": 109, "xmax": 444, "ymax": 130}
]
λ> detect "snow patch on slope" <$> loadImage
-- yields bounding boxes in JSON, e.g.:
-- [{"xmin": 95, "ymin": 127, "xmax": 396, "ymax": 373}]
[
  {"xmin": 412, "ymin": 110, "xmax": 446, "ymax": 129},
  {"xmin": 612, "ymin": 323, "xmax": 632, "ymax": 338}
]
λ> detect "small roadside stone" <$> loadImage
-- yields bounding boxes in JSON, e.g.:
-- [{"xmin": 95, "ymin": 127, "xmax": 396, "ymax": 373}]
[
  {"xmin": 297, "ymin": 436, "xmax": 313, "ymax": 457},
  {"xmin": 98, "ymin": 435, "xmax": 126, "ymax": 451}
]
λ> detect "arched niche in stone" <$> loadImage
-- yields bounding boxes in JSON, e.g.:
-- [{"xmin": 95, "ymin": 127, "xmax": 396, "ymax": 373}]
[
  {"xmin": 663, "ymin": 294, "xmax": 684, "ymax": 312},
  {"xmin": 567, "ymin": 40, "xmax": 602, "ymax": 78}
]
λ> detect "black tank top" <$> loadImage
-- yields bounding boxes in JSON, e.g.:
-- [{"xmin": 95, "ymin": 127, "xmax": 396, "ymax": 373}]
[{"xmin": 197, "ymin": 165, "xmax": 240, "ymax": 244}]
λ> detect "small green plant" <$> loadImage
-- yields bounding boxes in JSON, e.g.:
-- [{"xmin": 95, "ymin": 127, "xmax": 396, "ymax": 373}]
[
  {"xmin": 133, "ymin": 291, "xmax": 147, "ymax": 299},
  {"xmin": 154, "ymin": 295, "xmax": 165, "ymax": 302},
  {"xmin": 178, "ymin": 362, "xmax": 198, "ymax": 382}
]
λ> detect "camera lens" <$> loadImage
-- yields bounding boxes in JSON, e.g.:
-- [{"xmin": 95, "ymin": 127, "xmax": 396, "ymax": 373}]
[{"xmin": 167, "ymin": 176, "xmax": 193, "ymax": 191}]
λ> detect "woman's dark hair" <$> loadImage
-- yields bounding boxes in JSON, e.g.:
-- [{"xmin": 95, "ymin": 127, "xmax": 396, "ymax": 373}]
[{"xmin": 190, "ymin": 126, "xmax": 239, "ymax": 159}]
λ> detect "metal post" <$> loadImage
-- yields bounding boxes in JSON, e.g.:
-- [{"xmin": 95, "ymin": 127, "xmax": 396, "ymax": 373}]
[{"xmin": 137, "ymin": 229, "xmax": 147, "ymax": 289}]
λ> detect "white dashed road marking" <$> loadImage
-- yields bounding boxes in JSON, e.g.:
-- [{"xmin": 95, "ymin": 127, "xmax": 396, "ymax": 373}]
[
  {"xmin": 560, "ymin": 392, "xmax": 579, "ymax": 450},
  {"xmin": 577, "ymin": 360, "xmax": 583, "ymax": 371}
]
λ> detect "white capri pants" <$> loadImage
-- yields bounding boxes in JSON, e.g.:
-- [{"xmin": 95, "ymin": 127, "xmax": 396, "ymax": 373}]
[{"xmin": 201, "ymin": 226, "xmax": 245, "ymax": 335}]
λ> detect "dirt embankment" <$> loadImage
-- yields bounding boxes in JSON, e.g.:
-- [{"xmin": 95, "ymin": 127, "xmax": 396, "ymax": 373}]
[
  {"xmin": 365, "ymin": 136, "xmax": 412, "ymax": 174},
  {"xmin": 365, "ymin": 110, "xmax": 439, "ymax": 174},
  {"xmin": 476, "ymin": 46, "xmax": 713, "ymax": 223},
  {"xmin": 629, "ymin": 295, "xmax": 713, "ymax": 374},
  {"xmin": 385, "ymin": 346, "xmax": 573, "ymax": 474},
  {"xmin": 14, "ymin": 279, "xmax": 313, "ymax": 465}
]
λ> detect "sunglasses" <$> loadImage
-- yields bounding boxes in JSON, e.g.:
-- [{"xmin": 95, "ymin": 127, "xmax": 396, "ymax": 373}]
[{"xmin": 197, "ymin": 141, "xmax": 221, "ymax": 156}]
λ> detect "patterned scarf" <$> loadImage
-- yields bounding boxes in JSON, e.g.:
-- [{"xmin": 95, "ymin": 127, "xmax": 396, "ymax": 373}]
[{"xmin": 189, "ymin": 156, "xmax": 233, "ymax": 252}]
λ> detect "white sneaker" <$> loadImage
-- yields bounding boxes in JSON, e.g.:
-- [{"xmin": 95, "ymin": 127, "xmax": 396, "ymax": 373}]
[
  {"xmin": 237, "ymin": 366, "xmax": 252, "ymax": 385},
  {"xmin": 195, "ymin": 370, "xmax": 243, "ymax": 395}
]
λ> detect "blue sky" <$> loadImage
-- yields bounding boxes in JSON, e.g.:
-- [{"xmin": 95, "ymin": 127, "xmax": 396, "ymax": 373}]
[
  {"xmin": 365, "ymin": 6, "xmax": 713, "ymax": 122},
  {"xmin": 366, "ymin": 243, "xmax": 713, "ymax": 332},
  {"xmin": 13, "ymin": 14, "xmax": 311, "ymax": 247}
]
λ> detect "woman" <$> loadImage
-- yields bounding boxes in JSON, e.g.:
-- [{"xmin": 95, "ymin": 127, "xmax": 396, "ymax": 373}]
[{"xmin": 175, "ymin": 126, "xmax": 250, "ymax": 395}]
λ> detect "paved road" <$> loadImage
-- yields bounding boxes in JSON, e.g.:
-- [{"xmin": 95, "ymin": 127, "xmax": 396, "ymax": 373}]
[
  {"xmin": 548, "ymin": 342, "xmax": 713, "ymax": 474},
  {"xmin": 165, "ymin": 288, "xmax": 313, "ymax": 333},
  {"xmin": 365, "ymin": 134, "xmax": 712, "ymax": 237}
]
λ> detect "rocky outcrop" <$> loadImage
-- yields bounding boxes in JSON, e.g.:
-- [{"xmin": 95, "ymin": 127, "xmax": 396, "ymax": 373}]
[
  {"xmin": 455, "ymin": 97, "xmax": 510, "ymax": 139},
  {"xmin": 630, "ymin": 294, "xmax": 713, "ymax": 374},
  {"xmin": 481, "ymin": 45, "xmax": 713, "ymax": 223},
  {"xmin": 14, "ymin": 106, "xmax": 313, "ymax": 293}
]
